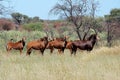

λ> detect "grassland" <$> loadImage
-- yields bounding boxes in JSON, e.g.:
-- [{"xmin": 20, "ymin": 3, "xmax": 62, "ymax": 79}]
[
  {"xmin": 0, "ymin": 46, "xmax": 120, "ymax": 80},
  {"xmin": 0, "ymin": 31, "xmax": 120, "ymax": 80}
]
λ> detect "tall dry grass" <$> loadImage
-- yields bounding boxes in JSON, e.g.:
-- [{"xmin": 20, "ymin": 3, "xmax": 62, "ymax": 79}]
[{"xmin": 0, "ymin": 46, "xmax": 120, "ymax": 80}]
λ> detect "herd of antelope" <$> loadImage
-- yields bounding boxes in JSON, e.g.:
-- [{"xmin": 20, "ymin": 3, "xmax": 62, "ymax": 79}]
[{"xmin": 6, "ymin": 34, "xmax": 99, "ymax": 56}]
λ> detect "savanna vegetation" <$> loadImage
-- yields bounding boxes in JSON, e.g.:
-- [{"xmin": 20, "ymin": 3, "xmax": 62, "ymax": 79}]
[
  {"xmin": 0, "ymin": 0, "xmax": 120, "ymax": 80},
  {"xmin": 0, "ymin": 42, "xmax": 120, "ymax": 80}
]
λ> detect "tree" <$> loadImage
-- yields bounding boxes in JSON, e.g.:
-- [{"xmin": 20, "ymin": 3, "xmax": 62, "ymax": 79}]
[
  {"xmin": 0, "ymin": 19, "xmax": 16, "ymax": 30},
  {"xmin": 0, "ymin": 0, "xmax": 12, "ymax": 16},
  {"xmin": 11, "ymin": 13, "xmax": 26, "ymax": 25},
  {"xmin": 11, "ymin": 12, "xmax": 31, "ymax": 30},
  {"xmin": 32, "ymin": 16, "xmax": 40, "ymax": 22},
  {"xmin": 11, "ymin": 13, "xmax": 42, "ymax": 24},
  {"xmin": 50, "ymin": 0, "xmax": 99, "ymax": 40},
  {"xmin": 105, "ymin": 8, "xmax": 120, "ymax": 46}
]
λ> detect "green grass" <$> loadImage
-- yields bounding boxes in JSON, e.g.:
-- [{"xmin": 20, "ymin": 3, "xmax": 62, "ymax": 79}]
[{"xmin": 0, "ymin": 46, "xmax": 120, "ymax": 80}]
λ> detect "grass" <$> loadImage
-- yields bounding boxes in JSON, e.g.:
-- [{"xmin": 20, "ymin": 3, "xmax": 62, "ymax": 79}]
[{"xmin": 0, "ymin": 46, "xmax": 120, "ymax": 80}]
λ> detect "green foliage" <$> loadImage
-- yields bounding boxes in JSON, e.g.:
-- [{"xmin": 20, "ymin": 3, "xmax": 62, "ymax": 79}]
[
  {"xmin": 0, "ymin": 31, "xmax": 46, "ymax": 51},
  {"xmin": 110, "ymin": 8, "xmax": 120, "ymax": 17},
  {"xmin": 11, "ymin": 12, "xmax": 42, "ymax": 24},
  {"xmin": 23, "ymin": 22, "xmax": 43, "ymax": 31},
  {"xmin": 99, "ymin": 32, "xmax": 107, "ymax": 40},
  {"xmin": 104, "ymin": 8, "xmax": 120, "ymax": 47},
  {"xmin": 32, "ymin": 16, "xmax": 40, "ymax": 22},
  {"xmin": 105, "ymin": 8, "xmax": 120, "ymax": 21},
  {"xmin": 11, "ymin": 12, "xmax": 24, "ymax": 24},
  {"xmin": 94, "ymin": 17, "xmax": 105, "ymax": 32}
]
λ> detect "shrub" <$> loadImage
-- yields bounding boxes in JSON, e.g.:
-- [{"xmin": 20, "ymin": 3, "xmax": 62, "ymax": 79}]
[
  {"xmin": 0, "ymin": 19, "xmax": 16, "ymax": 30},
  {"xmin": 23, "ymin": 22, "xmax": 43, "ymax": 31}
]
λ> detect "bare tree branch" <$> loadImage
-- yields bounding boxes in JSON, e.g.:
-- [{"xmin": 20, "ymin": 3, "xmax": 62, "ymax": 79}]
[
  {"xmin": 49, "ymin": 0, "xmax": 99, "ymax": 40},
  {"xmin": 0, "ymin": 0, "xmax": 12, "ymax": 16}
]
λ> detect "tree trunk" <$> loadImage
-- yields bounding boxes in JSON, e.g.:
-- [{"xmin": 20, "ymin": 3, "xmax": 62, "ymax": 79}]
[
  {"xmin": 107, "ymin": 23, "xmax": 112, "ymax": 47},
  {"xmin": 76, "ymin": 29, "xmax": 82, "ymax": 40}
]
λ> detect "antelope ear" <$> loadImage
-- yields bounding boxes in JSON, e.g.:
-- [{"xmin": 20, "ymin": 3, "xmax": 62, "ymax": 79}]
[
  {"xmin": 64, "ymin": 36, "xmax": 69, "ymax": 40},
  {"xmin": 10, "ymin": 39, "xmax": 13, "ymax": 41},
  {"xmin": 22, "ymin": 36, "xmax": 26, "ymax": 40},
  {"xmin": 66, "ymin": 36, "xmax": 69, "ymax": 39},
  {"xmin": 53, "ymin": 37, "xmax": 56, "ymax": 40},
  {"xmin": 48, "ymin": 37, "xmax": 51, "ymax": 41}
]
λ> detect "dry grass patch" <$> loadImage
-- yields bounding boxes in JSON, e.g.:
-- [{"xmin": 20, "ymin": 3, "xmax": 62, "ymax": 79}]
[{"xmin": 0, "ymin": 46, "xmax": 120, "ymax": 80}]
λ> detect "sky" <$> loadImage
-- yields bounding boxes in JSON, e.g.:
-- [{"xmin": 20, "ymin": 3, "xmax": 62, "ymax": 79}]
[{"xmin": 11, "ymin": 0, "xmax": 120, "ymax": 20}]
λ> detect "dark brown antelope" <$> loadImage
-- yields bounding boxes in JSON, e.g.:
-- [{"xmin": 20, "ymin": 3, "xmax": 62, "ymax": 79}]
[{"xmin": 71, "ymin": 34, "xmax": 99, "ymax": 55}]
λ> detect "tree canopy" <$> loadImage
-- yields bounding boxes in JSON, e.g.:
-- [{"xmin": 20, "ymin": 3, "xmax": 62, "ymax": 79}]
[
  {"xmin": 50, "ymin": 0, "xmax": 99, "ymax": 40},
  {"xmin": 0, "ymin": 0, "xmax": 12, "ymax": 16}
]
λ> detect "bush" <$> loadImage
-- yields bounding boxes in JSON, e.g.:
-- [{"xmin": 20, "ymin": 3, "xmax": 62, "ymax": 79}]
[
  {"xmin": 23, "ymin": 22, "xmax": 43, "ymax": 31},
  {"xmin": 0, "ymin": 19, "xmax": 16, "ymax": 30}
]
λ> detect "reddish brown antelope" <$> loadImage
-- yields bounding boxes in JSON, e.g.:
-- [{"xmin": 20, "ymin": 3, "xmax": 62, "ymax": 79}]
[
  {"xmin": 26, "ymin": 37, "xmax": 48, "ymax": 56},
  {"xmin": 46, "ymin": 36, "xmax": 68, "ymax": 54},
  {"xmin": 6, "ymin": 37, "xmax": 25, "ymax": 55}
]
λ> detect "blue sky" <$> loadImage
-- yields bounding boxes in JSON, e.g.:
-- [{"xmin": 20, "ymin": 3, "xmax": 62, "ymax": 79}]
[{"xmin": 11, "ymin": 0, "xmax": 120, "ymax": 20}]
